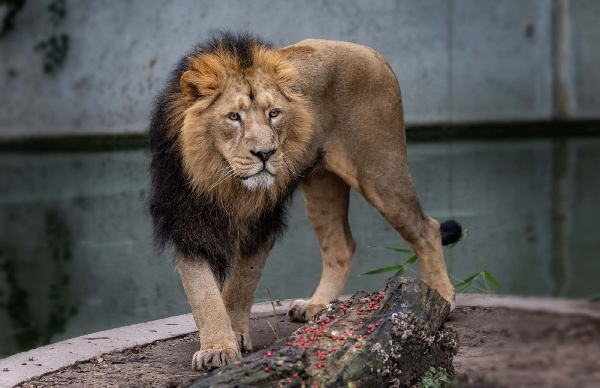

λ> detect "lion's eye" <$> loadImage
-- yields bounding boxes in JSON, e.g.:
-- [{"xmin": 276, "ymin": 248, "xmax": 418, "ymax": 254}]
[
  {"xmin": 228, "ymin": 112, "xmax": 240, "ymax": 121},
  {"xmin": 268, "ymin": 109, "xmax": 280, "ymax": 119}
]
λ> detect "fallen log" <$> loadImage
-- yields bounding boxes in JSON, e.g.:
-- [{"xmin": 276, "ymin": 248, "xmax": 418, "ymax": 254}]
[{"xmin": 183, "ymin": 277, "xmax": 459, "ymax": 387}]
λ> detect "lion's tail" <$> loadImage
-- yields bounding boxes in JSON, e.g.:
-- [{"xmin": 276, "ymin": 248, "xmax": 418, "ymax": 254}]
[{"xmin": 440, "ymin": 220, "xmax": 463, "ymax": 246}]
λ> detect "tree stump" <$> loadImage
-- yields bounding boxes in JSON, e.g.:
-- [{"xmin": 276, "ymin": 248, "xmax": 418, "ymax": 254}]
[{"xmin": 183, "ymin": 277, "xmax": 459, "ymax": 387}]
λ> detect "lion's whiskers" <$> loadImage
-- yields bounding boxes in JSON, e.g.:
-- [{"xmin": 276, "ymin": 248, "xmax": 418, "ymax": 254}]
[
  {"xmin": 279, "ymin": 150, "xmax": 303, "ymax": 177},
  {"xmin": 206, "ymin": 166, "xmax": 235, "ymax": 192}
]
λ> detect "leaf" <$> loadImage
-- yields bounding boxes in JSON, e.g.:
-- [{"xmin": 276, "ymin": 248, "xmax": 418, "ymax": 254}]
[
  {"xmin": 453, "ymin": 272, "xmax": 481, "ymax": 288},
  {"xmin": 383, "ymin": 246, "xmax": 414, "ymax": 254},
  {"xmin": 394, "ymin": 267, "xmax": 405, "ymax": 277},
  {"xmin": 361, "ymin": 265, "xmax": 404, "ymax": 275},
  {"xmin": 482, "ymin": 271, "xmax": 499, "ymax": 288},
  {"xmin": 403, "ymin": 254, "xmax": 418, "ymax": 266},
  {"xmin": 456, "ymin": 280, "xmax": 475, "ymax": 294}
]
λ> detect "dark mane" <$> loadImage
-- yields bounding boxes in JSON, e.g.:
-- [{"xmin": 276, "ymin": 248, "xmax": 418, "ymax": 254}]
[
  {"xmin": 197, "ymin": 31, "xmax": 274, "ymax": 69},
  {"xmin": 147, "ymin": 32, "xmax": 292, "ymax": 286}
]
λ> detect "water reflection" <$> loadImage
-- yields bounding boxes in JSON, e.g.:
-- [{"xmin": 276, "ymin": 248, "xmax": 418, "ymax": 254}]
[
  {"xmin": 1, "ymin": 137, "xmax": 599, "ymax": 357},
  {"xmin": 2, "ymin": 211, "xmax": 78, "ymax": 350}
]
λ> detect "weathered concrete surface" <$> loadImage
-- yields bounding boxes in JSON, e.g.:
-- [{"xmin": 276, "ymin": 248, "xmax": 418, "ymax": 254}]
[
  {"xmin": 1, "ymin": 0, "xmax": 598, "ymax": 138},
  {"xmin": 566, "ymin": 0, "xmax": 600, "ymax": 118},
  {"xmin": 1, "ymin": 294, "xmax": 598, "ymax": 388},
  {"xmin": 456, "ymin": 293, "xmax": 600, "ymax": 319}
]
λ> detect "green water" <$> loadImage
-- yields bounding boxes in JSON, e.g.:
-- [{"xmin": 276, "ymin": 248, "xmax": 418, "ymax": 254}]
[{"xmin": 1, "ymin": 133, "xmax": 599, "ymax": 357}]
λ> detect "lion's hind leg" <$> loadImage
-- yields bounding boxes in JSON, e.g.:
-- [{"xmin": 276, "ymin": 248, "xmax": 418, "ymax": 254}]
[
  {"xmin": 288, "ymin": 172, "xmax": 356, "ymax": 322},
  {"xmin": 349, "ymin": 159, "xmax": 456, "ymax": 310}
]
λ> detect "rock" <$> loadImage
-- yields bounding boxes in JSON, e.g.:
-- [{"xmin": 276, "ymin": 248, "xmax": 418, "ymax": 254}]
[{"xmin": 182, "ymin": 277, "xmax": 458, "ymax": 388}]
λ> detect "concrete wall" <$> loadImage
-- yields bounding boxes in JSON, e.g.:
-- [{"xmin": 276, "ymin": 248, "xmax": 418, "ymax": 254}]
[{"xmin": 0, "ymin": 0, "xmax": 598, "ymax": 138}]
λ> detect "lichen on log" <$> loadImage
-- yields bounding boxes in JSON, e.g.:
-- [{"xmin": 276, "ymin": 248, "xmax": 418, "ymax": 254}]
[{"xmin": 182, "ymin": 277, "xmax": 459, "ymax": 388}]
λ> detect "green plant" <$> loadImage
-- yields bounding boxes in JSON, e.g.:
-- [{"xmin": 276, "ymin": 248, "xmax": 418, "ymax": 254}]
[
  {"xmin": 416, "ymin": 367, "xmax": 451, "ymax": 388},
  {"xmin": 361, "ymin": 249, "xmax": 417, "ymax": 278},
  {"xmin": 453, "ymin": 270, "xmax": 498, "ymax": 294},
  {"xmin": 363, "ymin": 229, "xmax": 499, "ymax": 294}
]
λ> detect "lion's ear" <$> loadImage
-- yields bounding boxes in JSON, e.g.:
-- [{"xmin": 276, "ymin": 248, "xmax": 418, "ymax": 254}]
[
  {"xmin": 180, "ymin": 70, "xmax": 204, "ymax": 99},
  {"xmin": 181, "ymin": 55, "xmax": 227, "ymax": 100}
]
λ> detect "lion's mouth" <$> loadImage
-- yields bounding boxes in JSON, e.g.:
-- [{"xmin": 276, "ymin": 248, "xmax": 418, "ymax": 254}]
[
  {"xmin": 241, "ymin": 170, "xmax": 273, "ymax": 180},
  {"xmin": 240, "ymin": 164, "xmax": 275, "ymax": 181},
  {"xmin": 240, "ymin": 169, "xmax": 275, "ymax": 190}
]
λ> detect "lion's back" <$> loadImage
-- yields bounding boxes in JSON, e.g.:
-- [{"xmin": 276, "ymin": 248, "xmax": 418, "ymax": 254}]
[{"xmin": 282, "ymin": 39, "xmax": 403, "ymax": 141}]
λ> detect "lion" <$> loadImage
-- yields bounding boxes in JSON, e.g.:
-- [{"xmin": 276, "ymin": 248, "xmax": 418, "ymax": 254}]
[{"xmin": 148, "ymin": 32, "xmax": 462, "ymax": 371}]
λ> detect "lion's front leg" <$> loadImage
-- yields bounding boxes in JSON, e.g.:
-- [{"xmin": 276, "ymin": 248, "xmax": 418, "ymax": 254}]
[
  {"xmin": 288, "ymin": 173, "xmax": 356, "ymax": 322},
  {"xmin": 222, "ymin": 244, "xmax": 271, "ymax": 353},
  {"xmin": 177, "ymin": 256, "xmax": 240, "ymax": 371}
]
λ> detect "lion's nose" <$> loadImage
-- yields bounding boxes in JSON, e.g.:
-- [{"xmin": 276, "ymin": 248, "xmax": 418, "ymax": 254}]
[{"xmin": 250, "ymin": 148, "xmax": 276, "ymax": 162}]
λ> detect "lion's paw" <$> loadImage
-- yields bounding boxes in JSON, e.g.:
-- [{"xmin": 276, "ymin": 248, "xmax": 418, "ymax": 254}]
[
  {"xmin": 446, "ymin": 289, "xmax": 456, "ymax": 311},
  {"xmin": 288, "ymin": 299, "xmax": 326, "ymax": 323},
  {"xmin": 235, "ymin": 331, "xmax": 253, "ymax": 353},
  {"xmin": 192, "ymin": 347, "xmax": 240, "ymax": 371},
  {"xmin": 435, "ymin": 284, "xmax": 456, "ymax": 311}
]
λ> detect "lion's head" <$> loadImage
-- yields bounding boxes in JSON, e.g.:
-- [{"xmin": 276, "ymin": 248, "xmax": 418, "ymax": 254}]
[{"xmin": 166, "ymin": 35, "xmax": 313, "ymax": 218}]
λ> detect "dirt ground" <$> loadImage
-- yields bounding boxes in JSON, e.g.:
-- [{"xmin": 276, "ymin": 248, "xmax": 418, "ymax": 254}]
[{"xmin": 16, "ymin": 307, "xmax": 600, "ymax": 388}]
